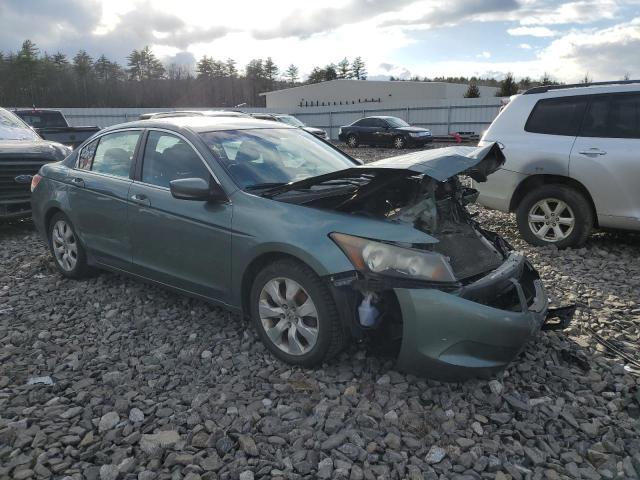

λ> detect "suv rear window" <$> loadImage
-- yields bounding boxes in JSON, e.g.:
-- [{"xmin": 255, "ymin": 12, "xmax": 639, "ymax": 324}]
[
  {"xmin": 525, "ymin": 97, "xmax": 588, "ymax": 136},
  {"xmin": 580, "ymin": 93, "xmax": 640, "ymax": 139}
]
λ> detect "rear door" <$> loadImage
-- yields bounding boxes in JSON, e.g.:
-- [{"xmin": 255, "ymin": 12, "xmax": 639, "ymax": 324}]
[
  {"xmin": 128, "ymin": 129, "xmax": 233, "ymax": 302},
  {"xmin": 66, "ymin": 129, "xmax": 142, "ymax": 269},
  {"xmin": 570, "ymin": 93, "xmax": 640, "ymax": 224}
]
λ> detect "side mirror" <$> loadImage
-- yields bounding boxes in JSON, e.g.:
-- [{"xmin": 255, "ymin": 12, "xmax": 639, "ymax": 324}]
[{"xmin": 169, "ymin": 177, "xmax": 227, "ymax": 202}]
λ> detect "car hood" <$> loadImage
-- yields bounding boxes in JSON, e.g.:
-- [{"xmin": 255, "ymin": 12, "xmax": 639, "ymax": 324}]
[
  {"xmin": 266, "ymin": 142, "xmax": 504, "ymax": 196},
  {"xmin": 0, "ymin": 139, "xmax": 70, "ymax": 160},
  {"xmin": 303, "ymin": 126, "xmax": 325, "ymax": 134},
  {"xmin": 359, "ymin": 142, "xmax": 504, "ymax": 182},
  {"xmin": 396, "ymin": 126, "xmax": 430, "ymax": 133}
]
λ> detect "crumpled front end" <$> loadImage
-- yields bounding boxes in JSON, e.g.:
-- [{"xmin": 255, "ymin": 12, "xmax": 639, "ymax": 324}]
[{"xmin": 395, "ymin": 252, "xmax": 549, "ymax": 381}]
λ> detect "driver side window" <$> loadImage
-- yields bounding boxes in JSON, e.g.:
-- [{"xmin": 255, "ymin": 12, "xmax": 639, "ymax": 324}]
[{"xmin": 142, "ymin": 131, "xmax": 210, "ymax": 188}]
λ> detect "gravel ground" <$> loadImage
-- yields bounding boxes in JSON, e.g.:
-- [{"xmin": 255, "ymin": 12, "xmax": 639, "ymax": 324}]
[{"xmin": 1, "ymin": 144, "xmax": 640, "ymax": 480}]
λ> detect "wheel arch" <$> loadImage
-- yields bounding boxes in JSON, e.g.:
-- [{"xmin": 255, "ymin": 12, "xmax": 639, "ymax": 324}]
[
  {"xmin": 240, "ymin": 251, "xmax": 323, "ymax": 318},
  {"xmin": 509, "ymin": 174, "xmax": 598, "ymax": 227},
  {"xmin": 44, "ymin": 206, "xmax": 64, "ymax": 239}
]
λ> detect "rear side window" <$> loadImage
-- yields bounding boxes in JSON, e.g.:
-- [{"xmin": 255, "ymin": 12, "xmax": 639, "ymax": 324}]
[
  {"xmin": 580, "ymin": 94, "xmax": 640, "ymax": 139},
  {"xmin": 77, "ymin": 139, "xmax": 98, "ymax": 170},
  {"xmin": 354, "ymin": 119, "xmax": 372, "ymax": 127},
  {"xmin": 525, "ymin": 97, "xmax": 588, "ymax": 136},
  {"xmin": 91, "ymin": 131, "xmax": 141, "ymax": 178}
]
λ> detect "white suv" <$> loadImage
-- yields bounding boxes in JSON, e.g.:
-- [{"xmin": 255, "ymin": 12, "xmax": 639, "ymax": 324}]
[{"xmin": 476, "ymin": 81, "xmax": 640, "ymax": 248}]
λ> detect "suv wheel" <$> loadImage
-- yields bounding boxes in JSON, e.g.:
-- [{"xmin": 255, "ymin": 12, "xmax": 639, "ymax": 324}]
[
  {"xmin": 516, "ymin": 185, "xmax": 593, "ymax": 248},
  {"xmin": 393, "ymin": 136, "xmax": 406, "ymax": 149},
  {"xmin": 250, "ymin": 259, "xmax": 345, "ymax": 367},
  {"xmin": 48, "ymin": 212, "xmax": 92, "ymax": 278},
  {"xmin": 346, "ymin": 134, "xmax": 359, "ymax": 148}
]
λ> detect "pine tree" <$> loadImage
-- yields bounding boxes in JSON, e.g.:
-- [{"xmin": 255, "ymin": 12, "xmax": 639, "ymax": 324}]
[
  {"xmin": 196, "ymin": 56, "xmax": 214, "ymax": 78},
  {"xmin": 496, "ymin": 72, "xmax": 518, "ymax": 96},
  {"xmin": 580, "ymin": 73, "xmax": 592, "ymax": 84},
  {"xmin": 307, "ymin": 67, "xmax": 324, "ymax": 84},
  {"xmin": 324, "ymin": 64, "xmax": 337, "ymax": 81},
  {"xmin": 127, "ymin": 46, "xmax": 165, "ymax": 81},
  {"xmin": 464, "ymin": 83, "xmax": 480, "ymax": 98},
  {"xmin": 350, "ymin": 57, "xmax": 367, "ymax": 80},
  {"xmin": 337, "ymin": 58, "xmax": 351, "ymax": 78},
  {"xmin": 263, "ymin": 57, "xmax": 279, "ymax": 82},
  {"xmin": 225, "ymin": 58, "xmax": 237, "ymax": 77},
  {"xmin": 285, "ymin": 64, "xmax": 299, "ymax": 84}
]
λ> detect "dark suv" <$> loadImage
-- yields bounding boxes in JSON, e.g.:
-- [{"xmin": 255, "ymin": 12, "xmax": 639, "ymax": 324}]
[{"xmin": 338, "ymin": 116, "xmax": 433, "ymax": 149}]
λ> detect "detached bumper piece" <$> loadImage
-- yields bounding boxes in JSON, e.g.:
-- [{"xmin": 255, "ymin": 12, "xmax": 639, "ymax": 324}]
[
  {"xmin": 542, "ymin": 305, "xmax": 576, "ymax": 331},
  {"xmin": 395, "ymin": 252, "xmax": 550, "ymax": 381}
]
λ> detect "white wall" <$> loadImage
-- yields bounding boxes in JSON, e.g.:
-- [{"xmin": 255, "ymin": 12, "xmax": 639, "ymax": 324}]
[
  {"xmin": 48, "ymin": 97, "xmax": 502, "ymax": 139},
  {"xmin": 262, "ymin": 80, "xmax": 498, "ymax": 110}
]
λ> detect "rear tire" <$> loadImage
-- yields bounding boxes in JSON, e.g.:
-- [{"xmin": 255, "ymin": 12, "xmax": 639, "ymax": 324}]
[
  {"xmin": 48, "ymin": 212, "xmax": 92, "ymax": 278},
  {"xmin": 393, "ymin": 136, "xmax": 406, "ymax": 149},
  {"xmin": 516, "ymin": 185, "xmax": 593, "ymax": 248},
  {"xmin": 250, "ymin": 259, "xmax": 345, "ymax": 367},
  {"xmin": 346, "ymin": 134, "xmax": 359, "ymax": 148}
]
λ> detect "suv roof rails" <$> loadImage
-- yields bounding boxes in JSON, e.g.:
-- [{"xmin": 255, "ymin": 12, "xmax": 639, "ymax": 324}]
[{"xmin": 523, "ymin": 79, "xmax": 640, "ymax": 95}]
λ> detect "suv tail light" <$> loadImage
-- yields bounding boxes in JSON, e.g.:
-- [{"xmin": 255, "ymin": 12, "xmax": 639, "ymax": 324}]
[{"xmin": 31, "ymin": 174, "xmax": 42, "ymax": 192}]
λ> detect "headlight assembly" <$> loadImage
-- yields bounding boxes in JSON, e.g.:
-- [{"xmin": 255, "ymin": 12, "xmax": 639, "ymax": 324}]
[{"xmin": 330, "ymin": 233, "xmax": 457, "ymax": 283}]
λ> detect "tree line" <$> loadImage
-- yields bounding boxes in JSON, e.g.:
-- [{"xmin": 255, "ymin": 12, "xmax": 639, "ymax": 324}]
[{"xmin": 0, "ymin": 40, "xmax": 372, "ymax": 108}]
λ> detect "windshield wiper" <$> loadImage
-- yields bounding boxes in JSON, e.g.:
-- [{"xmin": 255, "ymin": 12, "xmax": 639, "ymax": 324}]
[{"xmin": 245, "ymin": 182, "xmax": 289, "ymax": 191}]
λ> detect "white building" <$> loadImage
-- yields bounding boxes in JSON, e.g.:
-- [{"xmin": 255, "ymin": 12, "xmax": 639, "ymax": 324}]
[{"xmin": 261, "ymin": 79, "xmax": 498, "ymax": 110}]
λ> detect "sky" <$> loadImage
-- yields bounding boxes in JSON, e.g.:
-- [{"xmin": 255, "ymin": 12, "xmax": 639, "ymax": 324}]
[{"xmin": 0, "ymin": 0, "xmax": 639, "ymax": 82}]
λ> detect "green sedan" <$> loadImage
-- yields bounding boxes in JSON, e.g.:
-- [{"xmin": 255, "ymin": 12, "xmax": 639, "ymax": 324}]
[{"xmin": 30, "ymin": 116, "xmax": 569, "ymax": 380}]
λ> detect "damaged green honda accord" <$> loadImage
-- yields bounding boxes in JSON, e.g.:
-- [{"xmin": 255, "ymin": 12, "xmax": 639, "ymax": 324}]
[{"xmin": 30, "ymin": 116, "xmax": 572, "ymax": 381}]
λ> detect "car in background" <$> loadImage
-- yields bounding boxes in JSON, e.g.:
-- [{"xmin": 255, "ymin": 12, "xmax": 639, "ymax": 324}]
[
  {"xmin": 14, "ymin": 109, "xmax": 100, "ymax": 149},
  {"xmin": 138, "ymin": 110, "xmax": 250, "ymax": 120},
  {"xmin": 250, "ymin": 113, "xmax": 329, "ymax": 140},
  {"xmin": 0, "ymin": 108, "xmax": 71, "ymax": 219},
  {"xmin": 475, "ymin": 80, "xmax": 640, "ymax": 248},
  {"xmin": 29, "ymin": 115, "xmax": 569, "ymax": 380},
  {"xmin": 338, "ymin": 116, "xmax": 432, "ymax": 149}
]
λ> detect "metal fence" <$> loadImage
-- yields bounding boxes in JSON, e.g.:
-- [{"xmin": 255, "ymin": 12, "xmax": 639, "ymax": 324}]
[{"xmin": 43, "ymin": 98, "xmax": 502, "ymax": 140}]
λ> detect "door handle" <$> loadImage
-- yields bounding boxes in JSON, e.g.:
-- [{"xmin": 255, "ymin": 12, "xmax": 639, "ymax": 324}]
[
  {"xmin": 130, "ymin": 193, "xmax": 150, "ymax": 206},
  {"xmin": 578, "ymin": 148, "xmax": 607, "ymax": 157},
  {"xmin": 70, "ymin": 177, "xmax": 85, "ymax": 187}
]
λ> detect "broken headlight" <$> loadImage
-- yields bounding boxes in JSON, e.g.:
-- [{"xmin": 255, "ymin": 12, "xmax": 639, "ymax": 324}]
[{"xmin": 330, "ymin": 233, "xmax": 457, "ymax": 283}]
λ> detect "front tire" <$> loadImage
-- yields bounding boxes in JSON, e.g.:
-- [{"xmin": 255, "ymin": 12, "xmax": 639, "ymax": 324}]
[
  {"xmin": 516, "ymin": 185, "xmax": 593, "ymax": 248},
  {"xmin": 48, "ymin": 212, "xmax": 91, "ymax": 278},
  {"xmin": 250, "ymin": 259, "xmax": 345, "ymax": 367}
]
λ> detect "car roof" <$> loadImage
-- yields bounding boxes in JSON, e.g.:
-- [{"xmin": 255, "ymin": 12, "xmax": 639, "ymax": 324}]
[
  {"xmin": 103, "ymin": 115, "xmax": 295, "ymax": 133},
  {"xmin": 363, "ymin": 116, "xmax": 399, "ymax": 120}
]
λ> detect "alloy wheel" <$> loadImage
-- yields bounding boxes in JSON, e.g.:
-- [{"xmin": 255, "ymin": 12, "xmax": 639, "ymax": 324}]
[
  {"xmin": 394, "ymin": 137, "xmax": 405, "ymax": 149},
  {"xmin": 52, "ymin": 220, "xmax": 78, "ymax": 271},
  {"xmin": 258, "ymin": 277, "xmax": 319, "ymax": 356},
  {"xmin": 527, "ymin": 198, "xmax": 575, "ymax": 242},
  {"xmin": 347, "ymin": 135, "xmax": 358, "ymax": 147}
]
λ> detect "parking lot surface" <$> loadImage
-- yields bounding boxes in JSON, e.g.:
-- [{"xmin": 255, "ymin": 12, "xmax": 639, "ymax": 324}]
[{"xmin": 1, "ymin": 145, "xmax": 639, "ymax": 480}]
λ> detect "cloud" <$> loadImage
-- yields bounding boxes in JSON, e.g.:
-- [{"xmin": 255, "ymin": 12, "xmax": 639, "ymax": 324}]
[
  {"xmin": 253, "ymin": 0, "xmax": 419, "ymax": 39},
  {"xmin": 538, "ymin": 17, "xmax": 640, "ymax": 80},
  {"xmin": 381, "ymin": 0, "xmax": 519, "ymax": 27},
  {"xmin": 518, "ymin": 0, "xmax": 621, "ymax": 26},
  {"xmin": 507, "ymin": 26, "xmax": 557, "ymax": 37},
  {"xmin": 519, "ymin": 43, "xmax": 533, "ymax": 49},
  {"xmin": 477, "ymin": 51, "xmax": 491, "ymax": 58}
]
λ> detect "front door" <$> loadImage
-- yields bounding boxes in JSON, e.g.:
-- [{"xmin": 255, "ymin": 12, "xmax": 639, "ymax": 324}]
[
  {"xmin": 66, "ymin": 129, "xmax": 142, "ymax": 269},
  {"xmin": 569, "ymin": 92, "xmax": 640, "ymax": 225},
  {"xmin": 128, "ymin": 130, "xmax": 233, "ymax": 302}
]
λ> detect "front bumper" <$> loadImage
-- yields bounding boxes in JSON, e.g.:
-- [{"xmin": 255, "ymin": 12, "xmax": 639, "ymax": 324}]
[
  {"xmin": 395, "ymin": 252, "xmax": 554, "ymax": 381},
  {"xmin": 407, "ymin": 135, "xmax": 433, "ymax": 146}
]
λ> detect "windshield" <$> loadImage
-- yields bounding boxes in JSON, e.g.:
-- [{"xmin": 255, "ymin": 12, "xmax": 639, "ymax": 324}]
[
  {"xmin": 0, "ymin": 109, "xmax": 39, "ymax": 141},
  {"xmin": 18, "ymin": 111, "xmax": 67, "ymax": 128},
  {"xmin": 199, "ymin": 128, "xmax": 355, "ymax": 190},
  {"xmin": 385, "ymin": 117, "xmax": 410, "ymax": 128},
  {"xmin": 276, "ymin": 115, "xmax": 306, "ymax": 127}
]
